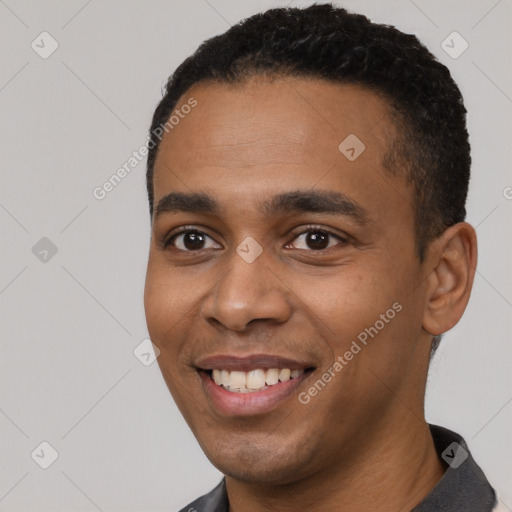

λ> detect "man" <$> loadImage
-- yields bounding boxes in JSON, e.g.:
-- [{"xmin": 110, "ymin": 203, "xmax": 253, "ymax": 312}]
[{"xmin": 143, "ymin": 4, "xmax": 503, "ymax": 511}]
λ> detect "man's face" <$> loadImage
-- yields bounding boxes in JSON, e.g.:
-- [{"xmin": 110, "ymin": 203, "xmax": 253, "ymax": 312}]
[{"xmin": 144, "ymin": 77, "xmax": 433, "ymax": 484}]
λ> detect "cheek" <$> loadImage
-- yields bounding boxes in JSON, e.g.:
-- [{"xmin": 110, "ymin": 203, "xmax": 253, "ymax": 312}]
[
  {"xmin": 297, "ymin": 263, "xmax": 418, "ymax": 363},
  {"xmin": 295, "ymin": 269, "xmax": 385, "ymax": 337},
  {"xmin": 144, "ymin": 264, "xmax": 191, "ymax": 344}
]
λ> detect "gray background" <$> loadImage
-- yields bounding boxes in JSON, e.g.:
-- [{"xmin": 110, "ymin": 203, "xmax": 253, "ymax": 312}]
[{"xmin": 0, "ymin": 0, "xmax": 510, "ymax": 510}]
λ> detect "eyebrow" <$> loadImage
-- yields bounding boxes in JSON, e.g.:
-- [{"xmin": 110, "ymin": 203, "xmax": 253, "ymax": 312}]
[
  {"xmin": 154, "ymin": 190, "xmax": 369, "ymax": 225},
  {"xmin": 155, "ymin": 192, "xmax": 218, "ymax": 217},
  {"xmin": 261, "ymin": 190, "xmax": 369, "ymax": 225}
]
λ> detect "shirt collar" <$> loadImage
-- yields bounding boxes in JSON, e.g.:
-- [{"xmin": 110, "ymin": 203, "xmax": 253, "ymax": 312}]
[{"xmin": 412, "ymin": 424, "xmax": 496, "ymax": 511}]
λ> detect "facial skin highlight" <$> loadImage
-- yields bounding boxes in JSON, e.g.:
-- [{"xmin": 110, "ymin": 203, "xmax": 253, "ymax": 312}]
[{"xmin": 144, "ymin": 77, "xmax": 477, "ymax": 511}]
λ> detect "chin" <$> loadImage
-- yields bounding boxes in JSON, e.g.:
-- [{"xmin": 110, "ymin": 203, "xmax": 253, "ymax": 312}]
[{"xmin": 200, "ymin": 432, "xmax": 316, "ymax": 485}]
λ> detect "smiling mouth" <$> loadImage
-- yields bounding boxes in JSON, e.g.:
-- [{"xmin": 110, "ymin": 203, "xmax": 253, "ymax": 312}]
[
  {"xmin": 204, "ymin": 367, "xmax": 314, "ymax": 393},
  {"xmin": 195, "ymin": 354, "xmax": 317, "ymax": 415}
]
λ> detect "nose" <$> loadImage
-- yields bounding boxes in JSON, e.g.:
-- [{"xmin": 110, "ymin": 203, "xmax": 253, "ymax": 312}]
[{"xmin": 201, "ymin": 247, "xmax": 293, "ymax": 332}]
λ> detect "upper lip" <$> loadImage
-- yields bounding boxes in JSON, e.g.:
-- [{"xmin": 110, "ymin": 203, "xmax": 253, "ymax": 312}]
[{"xmin": 195, "ymin": 354, "xmax": 315, "ymax": 372}]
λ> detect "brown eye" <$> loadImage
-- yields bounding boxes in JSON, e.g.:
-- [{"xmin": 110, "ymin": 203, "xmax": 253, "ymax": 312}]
[
  {"xmin": 166, "ymin": 230, "xmax": 221, "ymax": 251},
  {"xmin": 305, "ymin": 231, "xmax": 330, "ymax": 250},
  {"xmin": 289, "ymin": 228, "xmax": 347, "ymax": 251}
]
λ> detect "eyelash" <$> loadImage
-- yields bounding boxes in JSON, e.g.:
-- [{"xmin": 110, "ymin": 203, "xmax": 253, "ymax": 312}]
[{"xmin": 162, "ymin": 225, "xmax": 348, "ymax": 252}]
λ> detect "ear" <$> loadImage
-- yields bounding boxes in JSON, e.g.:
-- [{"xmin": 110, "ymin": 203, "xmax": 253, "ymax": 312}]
[{"xmin": 422, "ymin": 222, "xmax": 477, "ymax": 336}]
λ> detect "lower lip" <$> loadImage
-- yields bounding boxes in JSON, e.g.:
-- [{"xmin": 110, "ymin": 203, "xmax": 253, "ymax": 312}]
[{"xmin": 199, "ymin": 371, "xmax": 311, "ymax": 416}]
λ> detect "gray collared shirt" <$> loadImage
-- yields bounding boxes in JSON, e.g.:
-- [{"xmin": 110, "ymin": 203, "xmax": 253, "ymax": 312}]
[{"xmin": 179, "ymin": 424, "xmax": 497, "ymax": 512}]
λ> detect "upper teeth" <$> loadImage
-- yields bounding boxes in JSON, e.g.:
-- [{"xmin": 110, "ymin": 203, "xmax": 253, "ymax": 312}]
[{"xmin": 211, "ymin": 368, "xmax": 304, "ymax": 393}]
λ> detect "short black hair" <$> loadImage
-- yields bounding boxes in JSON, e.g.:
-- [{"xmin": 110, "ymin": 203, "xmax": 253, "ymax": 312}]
[{"xmin": 146, "ymin": 3, "xmax": 470, "ymax": 260}]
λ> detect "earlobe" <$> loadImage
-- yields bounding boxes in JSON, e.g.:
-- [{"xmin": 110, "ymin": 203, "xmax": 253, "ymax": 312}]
[{"xmin": 422, "ymin": 222, "xmax": 477, "ymax": 336}]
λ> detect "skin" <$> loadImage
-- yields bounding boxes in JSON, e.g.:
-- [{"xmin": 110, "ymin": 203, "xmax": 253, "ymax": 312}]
[{"xmin": 144, "ymin": 76, "xmax": 477, "ymax": 512}]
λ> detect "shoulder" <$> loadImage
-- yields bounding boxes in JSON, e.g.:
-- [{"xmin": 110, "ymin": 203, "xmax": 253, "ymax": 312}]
[{"xmin": 492, "ymin": 494, "xmax": 511, "ymax": 511}]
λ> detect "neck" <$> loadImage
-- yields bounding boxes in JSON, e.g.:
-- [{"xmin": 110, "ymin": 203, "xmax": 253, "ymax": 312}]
[{"xmin": 226, "ymin": 418, "xmax": 446, "ymax": 512}]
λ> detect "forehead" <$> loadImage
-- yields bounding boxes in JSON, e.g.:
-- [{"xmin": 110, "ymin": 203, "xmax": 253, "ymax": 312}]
[{"xmin": 152, "ymin": 77, "xmax": 403, "ymax": 213}]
